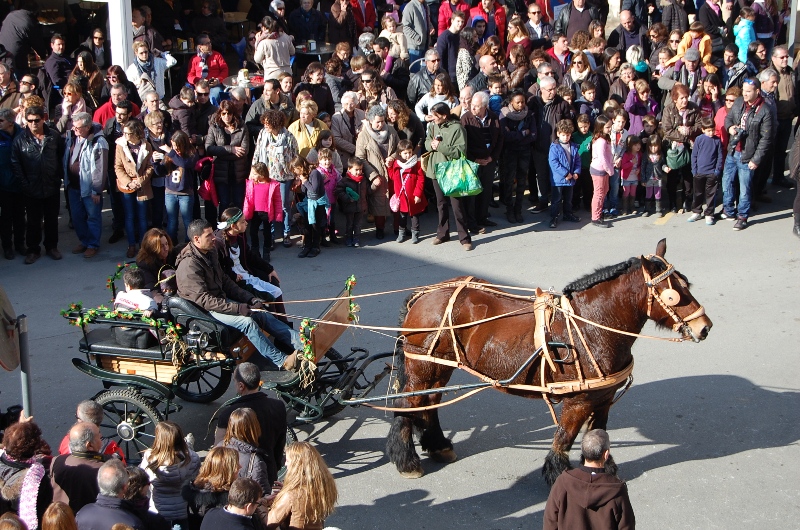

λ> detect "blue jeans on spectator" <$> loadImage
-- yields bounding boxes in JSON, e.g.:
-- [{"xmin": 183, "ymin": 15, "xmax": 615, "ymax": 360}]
[
  {"xmin": 217, "ymin": 180, "xmax": 246, "ymax": 210},
  {"xmin": 550, "ymin": 185, "xmax": 574, "ymax": 219},
  {"xmin": 165, "ymin": 193, "xmax": 194, "ymax": 244},
  {"xmin": 68, "ymin": 187, "xmax": 103, "ymax": 249},
  {"xmin": 121, "ymin": 193, "xmax": 149, "ymax": 246},
  {"xmin": 409, "ymin": 49, "xmax": 423, "ymax": 72},
  {"xmin": 209, "ymin": 308, "xmax": 301, "ymax": 368},
  {"xmin": 604, "ymin": 169, "xmax": 620, "ymax": 211},
  {"xmin": 722, "ymin": 151, "xmax": 753, "ymax": 220},
  {"xmin": 279, "ymin": 180, "xmax": 294, "ymax": 237}
]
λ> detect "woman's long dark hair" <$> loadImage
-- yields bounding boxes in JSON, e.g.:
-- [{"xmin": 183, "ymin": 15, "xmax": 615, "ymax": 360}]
[
  {"xmin": 211, "ymin": 100, "xmax": 243, "ymax": 128},
  {"xmin": 430, "ymin": 102, "xmax": 456, "ymax": 122}
]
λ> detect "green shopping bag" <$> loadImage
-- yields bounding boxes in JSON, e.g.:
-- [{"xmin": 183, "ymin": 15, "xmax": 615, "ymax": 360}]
[{"xmin": 435, "ymin": 154, "xmax": 483, "ymax": 197}]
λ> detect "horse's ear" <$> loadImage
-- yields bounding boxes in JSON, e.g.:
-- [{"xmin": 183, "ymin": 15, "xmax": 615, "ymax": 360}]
[
  {"xmin": 639, "ymin": 255, "xmax": 655, "ymax": 275},
  {"xmin": 655, "ymin": 238, "xmax": 667, "ymax": 258}
]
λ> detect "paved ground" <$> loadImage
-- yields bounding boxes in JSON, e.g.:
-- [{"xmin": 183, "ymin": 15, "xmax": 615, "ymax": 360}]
[{"xmin": 1, "ymin": 181, "xmax": 798, "ymax": 529}]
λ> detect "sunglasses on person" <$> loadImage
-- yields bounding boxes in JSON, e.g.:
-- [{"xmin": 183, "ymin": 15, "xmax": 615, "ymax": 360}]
[
  {"xmin": 529, "ymin": 9, "xmax": 541, "ymax": 14},
  {"xmin": 93, "ymin": 35, "xmax": 104, "ymax": 40},
  {"xmin": 20, "ymin": 80, "xmax": 33, "ymax": 86},
  {"xmin": 27, "ymin": 118, "xmax": 42, "ymax": 123},
  {"xmin": 196, "ymin": 91, "xmax": 210, "ymax": 96},
  {"xmin": 221, "ymin": 111, "xmax": 231, "ymax": 115},
  {"xmin": 248, "ymin": 36, "xmax": 256, "ymax": 41},
  {"xmin": 669, "ymin": 39, "xmax": 680, "ymax": 43},
  {"xmin": 725, "ymin": 97, "xmax": 736, "ymax": 103},
  {"xmin": 361, "ymin": 78, "xmax": 374, "ymax": 83}
]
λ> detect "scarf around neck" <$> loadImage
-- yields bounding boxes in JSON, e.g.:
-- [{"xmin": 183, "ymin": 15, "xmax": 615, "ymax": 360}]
[
  {"xmin": 570, "ymin": 66, "xmax": 589, "ymax": 82},
  {"xmin": 364, "ymin": 121, "xmax": 390, "ymax": 157},
  {"xmin": 0, "ymin": 450, "xmax": 45, "ymax": 530},
  {"xmin": 135, "ymin": 53, "xmax": 156, "ymax": 80},
  {"xmin": 397, "ymin": 154, "xmax": 418, "ymax": 169},
  {"xmin": 503, "ymin": 106, "xmax": 529, "ymax": 121}
]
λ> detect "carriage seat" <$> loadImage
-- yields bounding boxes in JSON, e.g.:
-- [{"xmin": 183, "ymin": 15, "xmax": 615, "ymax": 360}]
[
  {"xmin": 164, "ymin": 296, "xmax": 243, "ymax": 348},
  {"xmin": 79, "ymin": 327, "xmax": 170, "ymax": 360}
]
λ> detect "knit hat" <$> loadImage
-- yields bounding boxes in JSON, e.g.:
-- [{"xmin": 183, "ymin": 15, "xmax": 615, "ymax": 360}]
[{"xmin": 684, "ymin": 48, "xmax": 700, "ymax": 62}]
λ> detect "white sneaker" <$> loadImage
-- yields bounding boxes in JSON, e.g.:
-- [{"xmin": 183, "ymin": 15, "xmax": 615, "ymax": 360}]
[
  {"xmin": 705, "ymin": 215, "xmax": 715, "ymax": 225},
  {"xmin": 720, "ymin": 212, "xmax": 734, "ymax": 220},
  {"xmin": 687, "ymin": 213, "xmax": 701, "ymax": 222}
]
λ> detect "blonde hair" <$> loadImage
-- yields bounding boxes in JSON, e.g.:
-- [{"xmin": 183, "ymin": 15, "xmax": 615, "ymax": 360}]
[
  {"xmin": 193, "ymin": 446, "xmax": 240, "ymax": 492},
  {"xmin": 147, "ymin": 421, "xmax": 190, "ymax": 472},
  {"xmin": 223, "ymin": 408, "xmax": 261, "ymax": 447},
  {"xmin": 276, "ymin": 442, "xmax": 337, "ymax": 524}
]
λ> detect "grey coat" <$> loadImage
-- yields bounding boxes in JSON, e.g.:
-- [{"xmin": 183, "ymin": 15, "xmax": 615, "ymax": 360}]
[
  {"xmin": 140, "ymin": 449, "xmax": 201, "ymax": 522},
  {"xmin": 402, "ymin": 0, "xmax": 431, "ymax": 52},
  {"xmin": 355, "ymin": 124, "xmax": 399, "ymax": 217},
  {"xmin": 223, "ymin": 438, "xmax": 271, "ymax": 493},
  {"xmin": 331, "ymin": 108, "xmax": 365, "ymax": 167}
]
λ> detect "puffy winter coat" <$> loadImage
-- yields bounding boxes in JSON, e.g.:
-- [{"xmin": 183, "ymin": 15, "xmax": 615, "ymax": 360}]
[
  {"xmin": 734, "ymin": 19, "xmax": 756, "ymax": 64},
  {"xmin": 140, "ymin": 449, "xmax": 201, "ymax": 522},
  {"xmin": 114, "ymin": 138, "xmax": 155, "ymax": 201},
  {"xmin": 205, "ymin": 122, "xmax": 251, "ymax": 186},
  {"xmin": 548, "ymin": 141, "xmax": 581, "ymax": 186},
  {"xmin": 334, "ymin": 174, "xmax": 368, "ymax": 214},
  {"xmin": 389, "ymin": 159, "xmax": 427, "ymax": 216},
  {"xmin": 10, "ymin": 124, "xmax": 63, "ymax": 199},
  {"xmin": 222, "ymin": 438, "xmax": 271, "ymax": 493}
]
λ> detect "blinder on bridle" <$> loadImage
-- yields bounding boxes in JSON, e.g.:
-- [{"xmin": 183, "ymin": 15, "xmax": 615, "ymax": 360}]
[{"xmin": 641, "ymin": 254, "xmax": 705, "ymax": 336}]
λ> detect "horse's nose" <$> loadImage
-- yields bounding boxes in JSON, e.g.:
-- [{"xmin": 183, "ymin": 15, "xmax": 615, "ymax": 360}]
[{"xmin": 698, "ymin": 326, "xmax": 709, "ymax": 341}]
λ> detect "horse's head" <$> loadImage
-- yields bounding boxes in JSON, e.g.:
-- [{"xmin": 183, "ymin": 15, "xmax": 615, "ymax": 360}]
[{"xmin": 639, "ymin": 239, "xmax": 713, "ymax": 343}]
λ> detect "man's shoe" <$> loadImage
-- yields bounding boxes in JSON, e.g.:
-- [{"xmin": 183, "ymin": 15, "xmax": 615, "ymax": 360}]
[
  {"xmin": 72, "ymin": 244, "xmax": 87, "ymax": 254},
  {"xmin": 24, "ymin": 252, "xmax": 40, "ymax": 265},
  {"xmin": 46, "ymin": 248, "xmax": 63, "ymax": 260},
  {"xmin": 591, "ymin": 220, "xmax": 610, "ymax": 228},
  {"xmin": 530, "ymin": 203, "xmax": 547, "ymax": 214},
  {"xmin": 563, "ymin": 214, "xmax": 581, "ymax": 222},
  {"xmin": 549, "ymin": 217, "xmax": 558, "ymax": 229},
  {"xmin": 3, "ymin": 249, "xmax": 13, "ymax": 260},
  {"xmin": 307, "ymin": 248, "xmax": 320, "ymax": 258},
  {"xmin": 375, "ymin": 228, "xmax": 385, "ymax": 239},
  {"xmin": 687, "ymin": 213, "xmax": 701, "ymax": 222},
  {"xmin": 733, "ymin": 218, "xmax": 747, "ymax": 231},
  {"xmin": 282, "ymin": 351, "xmax": 299, "ymax": 371},
  {"xmin": 298, "ymin": 247, "xmax": 311, "ymax": 258},
  {"xmin": 515, "ymin": 212, "xmax": 524, "ymax": 223},
  {"xmin": 462, "ymin": 242, "xmax": 473, "ymax": 251},
  {"xmin": 108, "ymin": 230, "xmax": 124, "ymax": 244},
  {"xmin": 431, "ymin": 236, "xmax": 449, "ymax": 245},
  {"xmin": 705, "ymin": 215, "xmax": 716, "ymax": 225},
  {"xmin": 506, "ymin": 212, "xmax": 516, "ymax": 223},
  {"xmin": 479, "ymin": 219, "xmax": 497, "ymax": 227},
  {"xmin": 126, "ymin": 246, "xmax": 137, "ymax": 258},
  {"xmin": 84, "ymin": 248, "xmax": 98, "ymax": 258}
]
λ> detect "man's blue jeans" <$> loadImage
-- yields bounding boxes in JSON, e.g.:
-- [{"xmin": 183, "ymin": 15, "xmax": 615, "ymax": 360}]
[
  {"xmin": 68, "ymin": 186, "xmax": 103, "ymax": 249},
  {"xmin": 165, "ymin": 193, "xmax": 194, "ymax": 244},
  {"xmin": 722, "ymin": 151, "xmax": 753, "ymax": 220},
  {"xmin": 209, "ymin": 309, "xmax": 301, "ymax": 369}
]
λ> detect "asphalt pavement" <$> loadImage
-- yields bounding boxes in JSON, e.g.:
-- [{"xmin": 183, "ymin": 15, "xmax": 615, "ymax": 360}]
[{"xmin": 1, "ymin": 183, "xmax": 798, "ymax": 529}]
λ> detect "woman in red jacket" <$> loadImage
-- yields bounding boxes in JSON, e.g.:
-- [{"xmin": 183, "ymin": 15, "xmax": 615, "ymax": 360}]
[{"xmin": 187, "ymin": 34, "xmax": 229, "ymax": 105}]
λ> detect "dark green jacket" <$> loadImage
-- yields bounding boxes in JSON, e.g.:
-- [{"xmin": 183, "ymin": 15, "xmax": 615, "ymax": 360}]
[{"xmin": 423, "ymin": 119, "xmax": 467, "ymax": 180}]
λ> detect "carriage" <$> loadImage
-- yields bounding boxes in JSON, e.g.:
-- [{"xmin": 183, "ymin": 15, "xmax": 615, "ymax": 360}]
[{"xmin": 62, "ymin": 272, "xmax": 395, "ymax": 464}]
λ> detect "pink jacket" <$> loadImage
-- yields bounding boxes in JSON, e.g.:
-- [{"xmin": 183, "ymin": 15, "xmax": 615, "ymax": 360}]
[
  {"xmin": 244, "ymin": 179, "xmax": 284, "ymax": 222},
  {"xmin": 590, "ymin": 137, "xmax": 615, "ymax": 177},
  {"xmin": 619, "ymin": 152, "xmax": 642, "ymax": 182}
]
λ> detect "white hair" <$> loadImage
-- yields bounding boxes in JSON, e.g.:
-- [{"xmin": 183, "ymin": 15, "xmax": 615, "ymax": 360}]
[
  {"xmin": 341, "ymin": 91, "xmax": 359, "ymax": 105},
  {"xmin": 539, "ymin": 76, "xmax": 557, "ymax": 89},
  {"xmin": 757, "ymin": 68, "xmax": 778, "ymax": 82},
  {"xmin": 471, "ymin": 91, "xmax": 489, "ymax": 108}
]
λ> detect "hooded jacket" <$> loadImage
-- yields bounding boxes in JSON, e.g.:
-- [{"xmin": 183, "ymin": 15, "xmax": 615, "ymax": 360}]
[
  {"xmin": 140, "ymin": 449, "xmax": 201, "ymax": 522},
  {"xmin": 169, "ymin": 95, "xmax": 199, "ymax": 137},
  {"xmin": 543, "ymin": 467, "xmax": 635, "ymax": 530},
  {"xmin": 62, "ymin": 123, "xmax": 108, "ymax": 198}
]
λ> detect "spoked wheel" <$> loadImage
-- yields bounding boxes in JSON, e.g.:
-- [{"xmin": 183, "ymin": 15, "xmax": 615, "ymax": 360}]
[
  {"xmin": 95, "ymin": 389, "xmax": 162, "ymax": 465},
  {"xmin": 173, "ymin": 363, "xmax": 233, "ymax": 403},
  {"xmin": 281, "ymin": 348, "xmax": 347, "ymax": 420}
]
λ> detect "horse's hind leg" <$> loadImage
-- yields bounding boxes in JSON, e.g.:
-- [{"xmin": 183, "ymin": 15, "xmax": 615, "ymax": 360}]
[{"xmin": 542, "ymin": 397, "xmax": 593, "ymax": 487}]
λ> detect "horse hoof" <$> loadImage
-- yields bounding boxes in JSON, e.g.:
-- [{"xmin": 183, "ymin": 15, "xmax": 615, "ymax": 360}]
[
  {"xmin": 400, "ymin": 468, "xmax": 425, "ymax": 479},
  {"xmin": 428, "ymin": 448, "xmax": 458, "ymax": 463}
]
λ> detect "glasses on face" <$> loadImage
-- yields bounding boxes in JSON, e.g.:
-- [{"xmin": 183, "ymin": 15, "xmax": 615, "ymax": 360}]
[
  {"xmin": 428, "ymin": 58, "xmax": 440, "ymax": 63},
  {"xmin": 361, "ymin": 79, "xmax": 373, "ymax": 83},
  {"xmin": 248, "ymin": 37, "xmax": 256, "ymax": 41},
  {"xmin": 27, "ymin": 118, "xmax": 42, "ymax": 123},
  {"xmin": 775, "ymin": 55, "xmax": 789, "ymax": 60},
  {"xmin": 670, "ymin": 39, "xmax": 680, "ymax": 43},
  {"xmin": 196, "ymin": 92, "xmax": 210, "ymax": 97},
  {"xmin": 94, "ymin": 36, "xmax": 104, "ymax": 40},
  {"xmin": 20, "ymin": 80, "xmax": 33, "ymax": 86},
  {"xmin": 725, "ymin": 98, "xmax": 736, "ymax": 103},
  {"xmin": 529, "ymin": 10, "xmax": 541, "ymax": 14},
  {"xmin": 573, "ymin": 61, "xmax": 584, "ymax": 66}
]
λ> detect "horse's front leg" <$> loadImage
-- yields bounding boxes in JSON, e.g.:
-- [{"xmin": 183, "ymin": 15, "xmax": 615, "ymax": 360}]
[
  {"xmin": 421, "ymin": 408, "xmax": 457, "ymax": 463},
  {"xmin": 542, "ymin": 397, "xmax": 593, "ymax": 487}
]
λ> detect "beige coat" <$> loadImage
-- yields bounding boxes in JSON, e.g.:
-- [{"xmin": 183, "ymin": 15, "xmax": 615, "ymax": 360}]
[
  {"xmin": 114, "ymin": 138, "xmax": 154, "ymax": 201},
  {"xmin": 355, "ymin": 123, "xmax": 399, "ymax": 217},
  {"xmin": 330, "ymin": 108, "xmax": 365, "ymax": 167}
]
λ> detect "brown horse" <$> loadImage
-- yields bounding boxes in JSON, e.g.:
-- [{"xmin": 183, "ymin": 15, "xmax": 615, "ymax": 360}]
[{"xmin": 386, "ymin": 239, "xmax": 713, "ymax": 486}]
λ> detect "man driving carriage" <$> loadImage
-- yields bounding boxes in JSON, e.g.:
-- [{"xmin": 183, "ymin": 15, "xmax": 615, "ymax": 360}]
[{"xmin": 175, "ymin": 219, "xmax": 302, "ymax": 383}]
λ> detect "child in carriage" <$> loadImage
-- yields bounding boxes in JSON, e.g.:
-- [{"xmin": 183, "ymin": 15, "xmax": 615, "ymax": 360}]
[{"xmin": 113, "ymin": 267, "xmax": 163, "ymax": 347}]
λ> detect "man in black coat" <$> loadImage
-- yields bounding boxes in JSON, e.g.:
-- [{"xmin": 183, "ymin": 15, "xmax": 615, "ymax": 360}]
[
  {"xmin": 42, "ymin": 34, "xmax": 72, "ymax": 114},
  {"xmin": 75, "ymin": 460, "xmax": 146, "ymax": 530},
  {"xmin": 287, "ymin": 0, "xmax": 327, "ymax": 43},
  {"xmin": 199, "ymin": 478, "xmax": 261, "ymax": 530},
  {"xmin": 0, "ymin": 1, "xmax": 46, "ymax": 76},
  {"xmin": 406, "ymin": 49, "xmax": 445, "ymax": 108},
  {"xmin": 607, "ymin": 10, "xmax": 651, "ymax": 60},
  {"xmin": 553, "ymin": 0, "xmax": 601, "ymax": 40},
  {"xmin": 461, "ymin": 91, "xmax": 503, "ymax": 230},
  {"xmin": 215, "ymin": 362, "xmax": 287, "ymax": 485},
  {"xmin": 10, "ymin": 106, "xmax": 64, "ymax": 264}
]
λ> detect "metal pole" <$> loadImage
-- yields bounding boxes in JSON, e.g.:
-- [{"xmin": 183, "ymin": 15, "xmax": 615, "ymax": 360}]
[{"xmin": 16, "ymin": 315, "xmax": 31, "ymax": 417}]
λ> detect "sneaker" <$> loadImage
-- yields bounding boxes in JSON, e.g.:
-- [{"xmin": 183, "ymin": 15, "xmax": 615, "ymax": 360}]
[
  {"xmin": 733, "ymin": 218, "xmax": 747, "ymax": 231},
  {"xmin": 591, "ymin": 220, "xmax": 610, "ymax": 228},
  {"xmin": 549, "ymin": 217, "xmax": 558, "ymax": 229},
  {"xmin": 719, "ymin": 212, "xmax": 734, "ymax": 221},
  {"xmin": 24, "ymin": 252, "xmax": 40, "ymax": 265},
  {"xmin": 563, "ymin": 214, "xmax": 581, "ymax": 223},
  {"xmin": 608, "ymin": 208, "xmax": 619, "ymax": 218},
  {"xmin": 46, "ymin": 248, "xmax": 63, "ymax": 260},
  {"xmin": 705, "ymin": 215, "xmax": 715, "ymax": 225},
  {"xmin": 462, "ymin": 242, "xmax": 473, "ymax": 251},
  {"xmin": 687, "ymin": 213, "xmax": 701, "ymax": 222},
  {"xmin": 530, "ymin": 203, "xmax": 547, "ymax": 214},
  {"xmin": 353, "ymin": 239, "xmax": 361, "ymax": 247}
]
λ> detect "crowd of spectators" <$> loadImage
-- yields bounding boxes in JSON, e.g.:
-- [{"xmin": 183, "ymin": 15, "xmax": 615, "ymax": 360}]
[
  {"xmin": 0, "ymin": 363, "xmax": 339, "ymax": 530},
  {"xmin": 0, "ymin": 0, "xmax": 796, "ymax": 266}
]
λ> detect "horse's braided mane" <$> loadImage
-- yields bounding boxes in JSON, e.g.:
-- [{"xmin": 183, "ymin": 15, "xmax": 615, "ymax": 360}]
[{"xmin": 563, "ymin": 257, "xmax": 661, "ymax": 298}]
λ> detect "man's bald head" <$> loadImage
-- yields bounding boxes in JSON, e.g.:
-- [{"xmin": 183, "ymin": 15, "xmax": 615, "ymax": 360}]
[
  {"xmin": 69, "ymin": 422, "xmax": 101, "ymax": 453},
  {"xmin": 620, "ymin": 10, "xmax": 635, "ymax": 30},
  {"xmin": 479, "ymin": 54, "xmax": 498, "ymax": 75}
]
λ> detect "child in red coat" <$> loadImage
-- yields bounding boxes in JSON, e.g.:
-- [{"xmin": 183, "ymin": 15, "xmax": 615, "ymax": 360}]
[
  {"xmin": 389, "ymin": 140, "xmax": 428, "ymax": 244},
  {"xmin": 244, "ymin": 163, "xmax": 284, "ymax": 260}
]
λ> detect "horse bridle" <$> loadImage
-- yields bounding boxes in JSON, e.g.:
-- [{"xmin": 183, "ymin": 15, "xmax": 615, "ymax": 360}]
[{"xmin": 641, "ymin": 254, "xmax": 706, "ymax": 337}]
